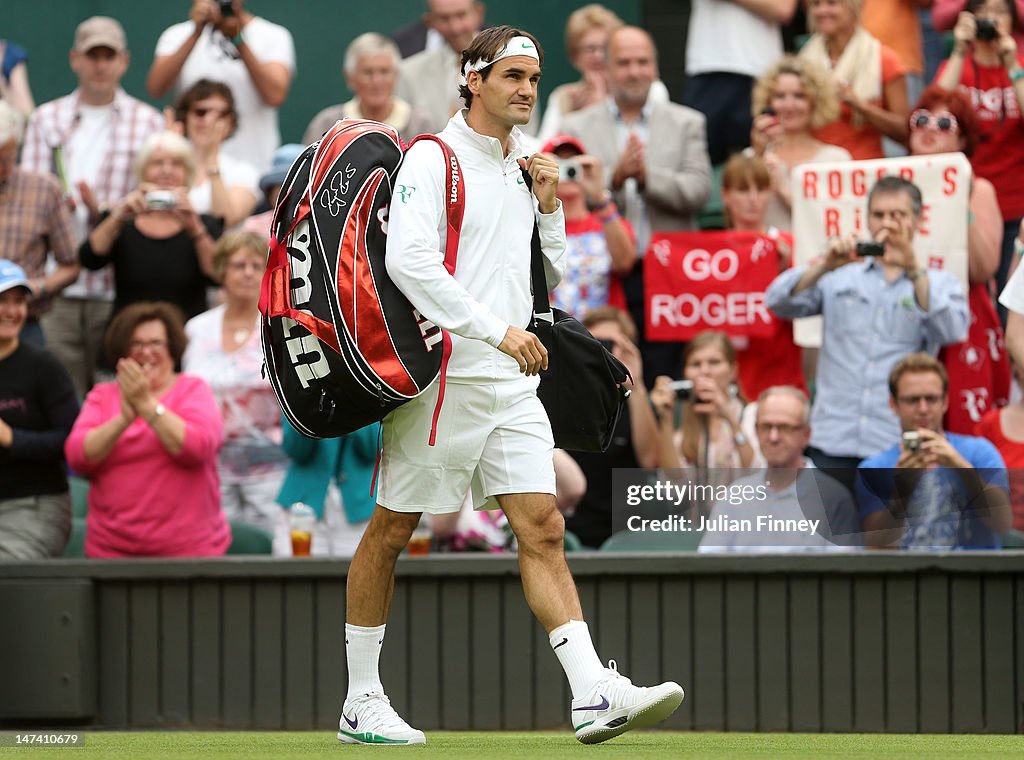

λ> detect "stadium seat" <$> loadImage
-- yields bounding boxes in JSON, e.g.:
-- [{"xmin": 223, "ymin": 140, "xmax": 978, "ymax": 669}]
[
  {"xmin": 226, "ymin": 520, "xmax": 274, "ymax": 555},
  {"xmin": 563, "ymin": 528, "xmax": 585, "ymax": 552},
  {"xmin": 600, "ymin": 528, "xmax": 702, "ymax": 552},
  {"xmin": 62, "ymin": 518, "xmax": 86, "ymax": 558},
  {"xmin": 1003, "ymin": 529, "xmax": 1024, "ymax": 549},
  {"xmin": 697, "ymin": 163, "xmax": 726, "ymax": 231},
  {"xmin": 69, "ymin": 476, "xmax": 89, "ymax": 518}
]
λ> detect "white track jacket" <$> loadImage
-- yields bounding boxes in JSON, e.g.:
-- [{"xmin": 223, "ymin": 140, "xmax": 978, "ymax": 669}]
[{"xmin": 386, "ymin": 111, "xmax": 567, "ymax": 383}]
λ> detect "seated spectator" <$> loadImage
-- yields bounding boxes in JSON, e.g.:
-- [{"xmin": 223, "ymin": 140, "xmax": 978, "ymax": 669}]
[
  {"xmin": 699, "ymin": 386, "xmax": 862, "ymax": 553},
  {"xmin": 274, "ymin": 421, "xmax": 379, "ymax": 557},
  {"xmin": 174, "ymin": 79, "xmax": 259, "ymax": 227},
  {"xmin": 562, "ymin": 306, "xmax": 658, "ymax": 548},
  {"xmin": 975, "ymin": 361, "xmax": 1024, "ymax": 532},
  {"xmin": 65, "ymin": 302, "xmax": 228, "ymax": 558},
  {"xmin": 147, "ymin": 0, "xmax": 295, "ymax": 172},
  {"xmin": 999, "ymin": 218, "xmax": 1024, "ymax": 363},
  {"xmin": 0, "ymin": 38, "xmax": 34, "ymax": 115},
  {"xmin": 749, "ymin": 55, "xmax": 851, "ymax": 231},
  {"xmin": 857, "ymin": 352, "xmax": 1011, "ymax": 548},
  {"xmin": 541, "ymin": 134, "xmax": 635, "ymax": 319},
  {"xmin": 935, "ymin": 0, "xmax": 1024, "ymax": 300},
  {"xmin": 183, "ymin": 231, "xmax": 284, "ymax": 536},
  {"xmin": 537, "ymin": 4, "xmax": 668, "ymax": 142},
  {"xmin": 79, "ymin": 131, "xmax": 223, "ymax": 322},
  {"xmin": 650, "ymin": 330, "xmax": 763, "ymax": 473},
  {"xmin": 0, "ymin": 261, "xmax": 78, "ymax": 558},
  {"xmin": 243, "ymin": 143, "xmax": 303, "ymax": 240},
  {"xmin": 302, "ymin": 33, "xmax": 434, "ymax": 146},
  {"xmin": 719, "ymin": 152, "xmax": 807, "ymax": 400},
  {"xmin": 907, "ymin": 85, "xmax": 1008, "ymax": 433},
  {"xmin": 0, "ymin": 101, "xmax": 80, "ymax": 347},
  {"xmin": 799, "ymin": 0, "xmax": 910, "ymax": 159},
  {"xmin": 766, "ymin": 176, "xmax": 969, "ymax": 493}
]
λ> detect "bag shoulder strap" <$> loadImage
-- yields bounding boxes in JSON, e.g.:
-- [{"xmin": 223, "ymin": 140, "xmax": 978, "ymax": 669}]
[
  {"xmin": 407, "ymin": 134, "xmax": 465, "ymax": 276},
  {"xmin": 520, "ymin": 167, "xmax": 553, "ymax": 323}
]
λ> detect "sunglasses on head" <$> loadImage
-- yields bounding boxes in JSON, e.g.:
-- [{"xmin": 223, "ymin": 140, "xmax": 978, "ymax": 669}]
[{"xmin": 910, "ymin": 109, "xmax": 959, "ymax": 133}]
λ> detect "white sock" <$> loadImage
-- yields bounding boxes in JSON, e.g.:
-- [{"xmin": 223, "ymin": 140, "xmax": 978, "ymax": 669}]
[
  {"xmin": 345, "ymin": 623, "xmax": 386, "ymax": 701},
  {"xmin": 549, "ymin": 620, "xmax": 607, "ymax": 699}
]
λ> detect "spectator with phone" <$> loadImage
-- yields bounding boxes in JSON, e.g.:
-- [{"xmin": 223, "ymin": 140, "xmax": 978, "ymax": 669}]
[
  {"xmin": 79, "ymin": 131, "xmax": 223, "ymax": 323},
  {"xmin": 650, "ymin": 330, "xmax": 763, "ymax": 475},
  {"xmin": 856, "ymin": 352, "xmax": 1010, "ymax": 548},
  {"xmin": 749, "ymin": 55, "xmax": 851, "ymax": 231},
  {"xmin": 541, "ymin": 134, "xmax": 635, "ymax": 319},
  {"xmin": 935, "ymin": 0, "xmax": 1024, "ymax": 301},
  {"xmin": 766, "ymin": 176, "xmax": 969, "ymax": 493},
  {"xmin": 147, "ymin": 0, "xmax": 295, "ymax": 172}
]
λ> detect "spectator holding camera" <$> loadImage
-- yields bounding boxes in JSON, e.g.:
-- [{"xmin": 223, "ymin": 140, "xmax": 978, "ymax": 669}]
[
  {"xmin": 541, "ymin": 134, "xmax": 635, "ymax": 319},
  {"xmin": 174, "ymin": 79, "xmax": 258, "ymax": 228},
  {"xmin": 766, "ymin": 177, "xmax": 969, "ymax": 492},
  {"xmin": 147, "ymin": 0, "xmax": 295, "ymax": 172},
  {"xmin": 856, "ymin": 352, "xmax": 1010, "ymax": 549},
  {"xmin": 749, "ymin": 55, "xmax": 851, "ymax": 231},
  {"xmin": 79, "ymin": 131, "xmax": 222, "ymax": 322},
  {"xmin": 935, "ymin": 0, "xmax": 1024, "ymax": 298},
  {"xmin": 932, "ymin": 0, "xmax": 1024, "ymax": 48},
  {"xmin": 650, "ymin": 330, "xmax": 762, "ymax": 473}
]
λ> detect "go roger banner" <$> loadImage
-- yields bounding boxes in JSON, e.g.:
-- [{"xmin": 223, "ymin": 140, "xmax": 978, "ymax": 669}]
[{"xmin": 644, "ymin": 230, "xmax": 786, "ymax": 341}]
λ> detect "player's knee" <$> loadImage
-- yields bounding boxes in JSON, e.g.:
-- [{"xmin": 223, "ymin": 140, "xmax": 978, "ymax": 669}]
[
  {"xmin": 368, "ymin": 508, "xmax": 421, "ymax": 553},
  {"xmin": 517, "ymin": 504, "xmax": 565, "ymax": 555}
]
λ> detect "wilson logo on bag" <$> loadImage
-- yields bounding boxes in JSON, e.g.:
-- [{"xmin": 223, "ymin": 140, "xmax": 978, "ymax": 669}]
[{"xmin": 259, "ymin": 119, "xmax": 465, "ymax": 439}]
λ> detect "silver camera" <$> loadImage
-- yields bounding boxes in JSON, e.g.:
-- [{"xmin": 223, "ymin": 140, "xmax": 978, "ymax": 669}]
[
  {"xmin": 669, "ymin": 379, "xmax": 694, "ymax": 401},
  {"xmin": 145, "ymin": 190, "xmax": 177, "ymax": 210},
  {"xmin": 902, "ymin": 431, "xmax": 921, "ymax": 453},
  {"xmin": 557, "ymin": 159, "xmax": 582, "ymax": 183}
]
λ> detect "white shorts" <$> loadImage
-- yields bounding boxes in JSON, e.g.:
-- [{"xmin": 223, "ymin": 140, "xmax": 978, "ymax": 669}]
[{"xmin": 377, "ymin": 378, "xmax": 556, "ymax": 514}]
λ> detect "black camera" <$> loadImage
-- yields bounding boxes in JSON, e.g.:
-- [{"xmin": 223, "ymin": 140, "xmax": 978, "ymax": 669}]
[
  {"xmin": 669, "ymin": 379, "xmax": 694, "ymax": 401},
  {"xmin": 760, "ymin": 106, "xmax": 776, "ymax": 117},
  {"xmin": 219, "ymin": 0, "xmax": 235, "ymax": 17},
  {"xmin": 975, "ymin": 17, "xmax": 998, "ymax": 41},
  {"xmin": 856, "ymin": 241, "xmax": 885, "ymax": 257}
]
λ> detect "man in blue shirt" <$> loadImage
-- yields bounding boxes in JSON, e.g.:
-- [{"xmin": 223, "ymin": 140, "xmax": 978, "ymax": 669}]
[
  {"xmin": 856, "ymin": 353, "xmax": 1011, "ymax": 549},
  {"xmin": 766, "ymin": 176, "xmax": 969, "ymax": 492}
]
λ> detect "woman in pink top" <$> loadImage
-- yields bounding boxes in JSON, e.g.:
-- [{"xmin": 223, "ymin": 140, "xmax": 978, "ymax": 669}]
[{"xmin": 65, "ymin": 302, "xmax": 228, "ymax": 558}]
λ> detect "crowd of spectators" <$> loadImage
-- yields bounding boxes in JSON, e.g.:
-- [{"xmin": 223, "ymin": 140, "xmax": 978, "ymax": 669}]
[{"xmin": 2, "ymin": 0, "xmax": 1024, "ymax": 559}]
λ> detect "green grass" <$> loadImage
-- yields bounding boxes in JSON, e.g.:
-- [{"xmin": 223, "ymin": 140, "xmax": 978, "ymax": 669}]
[{"xmin": 8, "ymin": 731, "xmax": 1024, "ymax": 759}]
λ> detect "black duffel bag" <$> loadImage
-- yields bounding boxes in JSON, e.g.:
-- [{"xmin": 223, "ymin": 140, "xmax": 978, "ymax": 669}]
[{"xmin": 523, "ymin": 185, "xmax": 631, "ymax": 452}]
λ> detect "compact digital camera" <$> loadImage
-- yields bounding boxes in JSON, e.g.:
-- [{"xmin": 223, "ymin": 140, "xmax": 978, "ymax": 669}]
[
  {"xmin": 145, "ymin": 190, "xmax": 177, "ymax": 211},
  {"xmin": 856, "ymin": 240, "xmax": 885, "ymax": 257},
  {"xmin": 558, "ymin": 159, "xmax": 582, "ymax": 183},
  {"xmin": 975, "ymin": 17, "xmax": 998, "ymax": 41}
]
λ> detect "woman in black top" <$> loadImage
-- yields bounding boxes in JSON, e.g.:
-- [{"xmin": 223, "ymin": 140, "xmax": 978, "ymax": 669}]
[
  {"xmin": 0, "ymin": 260, "xmax": 79, "ymax": 558},
  {"xmin": 79, "ymin": 131, "xmax": 223, "ymax": 320}
]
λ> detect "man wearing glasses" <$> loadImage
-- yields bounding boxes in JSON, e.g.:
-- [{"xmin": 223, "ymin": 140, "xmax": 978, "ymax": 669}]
[
  {"xmin": 698, "ymin": 385, "xmax": 862, "ymax": 553},
  {"xmin": 766, "ymin": 176, "xmax": 969, "ymax": 494},
  {"xmin": 856, "ymin": 353, "xmax": 1011, "ymax": 549}
]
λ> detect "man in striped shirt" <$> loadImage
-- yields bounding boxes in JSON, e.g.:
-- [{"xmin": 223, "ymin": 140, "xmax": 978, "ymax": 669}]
[{"xmin": 20, "ymin": 16, "xmax": 162, "ymax": 396}]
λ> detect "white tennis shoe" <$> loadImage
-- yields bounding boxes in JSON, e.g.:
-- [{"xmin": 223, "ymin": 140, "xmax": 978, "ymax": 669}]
[
  {"xmin": 337, "ymin": 692, "xmax": 426, "ymax": 746},
  {"xmin": 571, "ymin": 660, "xmax": 684, "ymax": 744}
]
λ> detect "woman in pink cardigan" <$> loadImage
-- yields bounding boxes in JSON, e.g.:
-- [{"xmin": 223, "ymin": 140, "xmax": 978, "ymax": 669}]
[{"xmin": 65, "ymin": 302, "xmax": 228, "ymax": 558}]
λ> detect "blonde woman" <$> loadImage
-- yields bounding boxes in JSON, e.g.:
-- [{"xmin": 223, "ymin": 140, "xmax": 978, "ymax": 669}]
[
  {"xmin": 798, "ymin": 0, "xmax": 910, "ymax": 159},
  {"xmin": 750, "ymin": 55, "xmax": 851, "ymax": 230}
]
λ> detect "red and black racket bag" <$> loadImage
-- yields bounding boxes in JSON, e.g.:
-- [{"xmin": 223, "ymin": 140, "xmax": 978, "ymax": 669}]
[{"xmin": 259, "ymin": 119, "xmax": 464, "ymax": 439}]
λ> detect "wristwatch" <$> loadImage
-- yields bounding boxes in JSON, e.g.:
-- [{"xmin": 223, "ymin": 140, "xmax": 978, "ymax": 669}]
[
  {"xmin": 733, "ymin": 431, "xmax": 748, "ymax": 446},
  {"xmin": 150, "ymin": 403, "xmax": 166, "ymax": 424}
]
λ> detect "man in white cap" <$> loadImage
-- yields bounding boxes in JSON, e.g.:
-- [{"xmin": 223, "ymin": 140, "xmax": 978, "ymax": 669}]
[
  {"xmin": 20, "ymin": 16, "xmax": 163, "ymax": 397},
  {"xmin": 336, "ymin": 25, "xmax": 684, "ymax": 747}
]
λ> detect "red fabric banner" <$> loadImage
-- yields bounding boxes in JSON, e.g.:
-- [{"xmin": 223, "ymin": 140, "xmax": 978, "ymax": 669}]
[{"xmin": 644, "ymin": 231, "xmax": 782, "ymax": 341}]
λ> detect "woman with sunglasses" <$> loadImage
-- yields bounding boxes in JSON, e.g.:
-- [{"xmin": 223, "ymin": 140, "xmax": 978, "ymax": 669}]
[
  {"xmin": 174, "ymin": 79, "xmax": 258, "ymax": 228},
  {"xmin": 908, "ymin": 84, "xmax": 1009, "ymax": 434},
  {"xmin": 65, "ymin": 301, "xmax": 229, "ymax": 558},
  {"xmin": 182, "ymin": 231, "xmax": 285, "ymax": 537},
  {"xmin": 936, "ymin": 0, "xmax": 1024, "ymax": 297}
]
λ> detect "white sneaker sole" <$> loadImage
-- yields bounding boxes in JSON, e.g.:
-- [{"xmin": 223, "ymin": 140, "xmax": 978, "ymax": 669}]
[
  {"xmin": 337, "ymin": 729, "xmax": 426, "ymax": 746},
  {"xmin": 575, "ymin": 683, "xmax": 685, "ymax": 745}
]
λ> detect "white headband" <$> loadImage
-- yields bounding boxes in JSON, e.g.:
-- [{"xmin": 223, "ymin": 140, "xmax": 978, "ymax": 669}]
[{"xmin": 459, "ymin": 36, "xmax": 540, "ymax": 86}]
